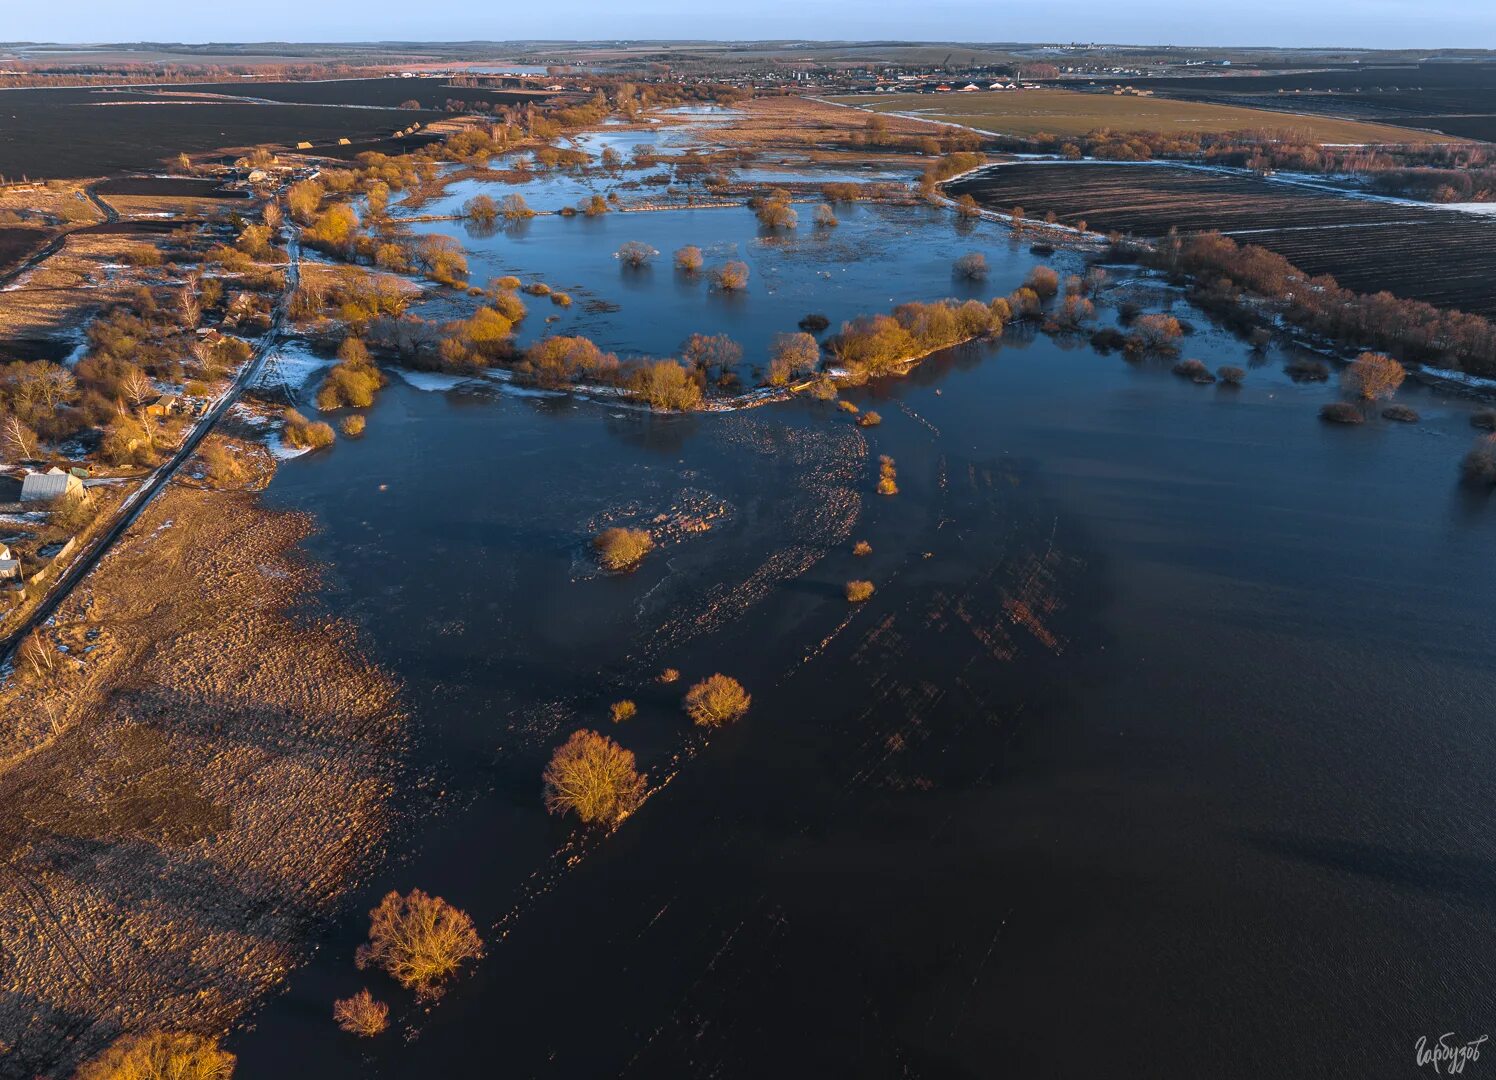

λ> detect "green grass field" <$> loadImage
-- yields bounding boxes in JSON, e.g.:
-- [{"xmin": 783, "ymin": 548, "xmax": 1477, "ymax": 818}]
[{"xmin": 827, "ymin": 88, "xmax": 1443, "ymax": 144}]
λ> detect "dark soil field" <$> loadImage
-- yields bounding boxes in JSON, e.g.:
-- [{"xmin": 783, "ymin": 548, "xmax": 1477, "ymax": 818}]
[
  {"xmin": 92, "ymin": 177, "xmax": 249, "ymax": 198},
  {"xmin": 948, "ymin": 162, "xmax": 1496, "ymax": 317},
  {"xmin": 1126, "ymin": 61, "xmax": 1496, "ymax": 141},
  {"xmin": 166, "ymin": 77, "xmax": 553, "ymax": 110},
  {"xmin": 0, "ymin": 87, "xmax": 445, "ymax": 179},
  {"xmin": 0, "ymin": 226, "xmax": 51, "ymax": 272}
]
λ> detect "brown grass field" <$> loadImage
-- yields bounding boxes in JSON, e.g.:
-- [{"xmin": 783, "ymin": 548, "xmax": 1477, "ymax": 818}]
[{"xmin": 827, "ymin": 89, "xmax": 1445, "ymax": 144}]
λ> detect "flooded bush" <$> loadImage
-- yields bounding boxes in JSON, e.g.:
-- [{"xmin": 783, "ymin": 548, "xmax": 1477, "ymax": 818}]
[
  {"xmin": 610, "ymin": 700, "xmax": 637, "ymax": 724},
  {"xmin": 659, "ymin": 667, "xmax": 681, "ymax": 684},
  {"xmin": 522, "ymin": 281, "xmax": 553, "ymax": 296},
  {"xmin": 1470, "ymin": 409, "xmax": 1496, "ymax": 431},
  {"xmin": 1125, "ymin": 314, "xmax": 1184, "ymax": 356},
  {"xmin": 1025, "ymin": 266, "xmax": 1060, "ymax": 300},
  {"xmin": 807, "ymin": 375, "xmax": 839, "ymax": 401},
  {"xmin": 333, "ymin": 989, "xmax": 389, "ymax": 1038},
  {"xmin": 813, "ymin": 204, "xmax": 839, "ymax": 228},
  {"xmin": 858, "ymin": 411, "xmax": 883, "ymax": 427},
  {"xmin": 1286, "ymin": 356, "xmax": 1331, "ymax": 382},
  {"xmin": 853, "ymin": 540, "xmax": 872, "ymax": 556},
  {"xmin": 462, "ymin": 194, "xmax": 498, "ymax": 224},
  {"xmin": 822, "ymin": 182, "xmax": 861, "ymax": 203},
  {"xmin": 1461, "ymin": 436, "xmax": 1496, "ymax": 484},
  {"xmin": 1008, "ymin": 287, "xmax": 1042, "ymax": 321},
  {"xmin": 1046, "ymin": 295, "xmax": 1096, "ymax": 332},
  {"xmin": 341, "ymin": 415, "xmax": 366, "ymax": 437},
  {"xmin": 356, "ymin": 889, "xmax": 483, "ymax": 999},
  {"xmin": 877, "ymin": 454, "xmax": 899, "ymax": 496},
  {"xmin": 283, "ymin": 409, "xmax": 335, "ymax": 450},
  {"xmin": 1172, "ymin": 358, "xmax": 1216, "ymax": 384},
  {"xmin": 838, "ymin": 400, "xmax": 859, "ymax": 415},
  {"xmin": 845, "ymin": 580, "xmax": 875, "ymax": 603},
  {"xmin": 629, "ymin": 359, "xmax": 702, "ymax": 411},
  {"xmin": 673, "ymin": 245, "xmax": 703, "ymax": 273},
  {"xmin": 551, "ymin": 291, "xmax": 572, "ymax": 307},
  {"xmin": 616, "ymin": 241, "xmax": 658, "ymax": 268},
  {"xmin": 799, "ymin": 313, "xmax": 831, "ymax": 334},
  {"xmin": 1218, "ymin": 365, "xmax": 1247, "ymax": 386},
  {"xmin": 767, "ymin": 332, "xmax": 821, "ymax": 386},
  {"xmin": 581, "ymin": 194, "xmax": 609, "ymax": 217},
  {"xmin": 499, "ymin": 194, "xmax": 535, "ymax": 220},
  {"xmin": 754, "ymin": 191, "xmax": 798, "ymax": 230},
  {"xmin": 1343, "ymin": 352, "xmax": 1406, "ymax": 401},
  {"xmin": 684, "ymin": 674, "xmax": 752, "ymax": 728},
  {"xmin": 1319, "ymin": 402, "xmax": 1365, "ymax": 424},
  {"xmin": 520, "ymin": 336, "xmax": 620, "ymax": 388},
  {"xmin": 1381, "ymin": 404, "xmax": 1420, "ymax": 422},
  {"xmin": 77, "ymin": 1031, "xmax": 234, "ymax": 1080},
  {"xmin": 543, "ymin": 729, "xmax": 647, "ymax": 824},
  {"xmin": 594, "ymin": 527, "xmax": 654, "ymax": 571},
  {"xmin": 711, "ymin": 260, "xmax": 751, "ymax": 291},
  {"xmin": 682, "ymin": 333, "xmax": 743, "ymax": 375},
  {"xmin": 953, "ymin": 252, "xmax": 988, "ymax": 281}
]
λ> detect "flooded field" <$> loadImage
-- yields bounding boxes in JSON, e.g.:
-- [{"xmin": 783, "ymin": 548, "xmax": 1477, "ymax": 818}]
[
  {"xmin": 227, "ymin": 150, "xmax": 1496, "ymax": 1076},
  {"xmin": 413, "ymin": 201, "xmax": 1057, "ymax": 364}
]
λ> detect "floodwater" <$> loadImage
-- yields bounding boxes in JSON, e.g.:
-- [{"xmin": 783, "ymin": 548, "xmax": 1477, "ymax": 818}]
[{"xmin": 231, "ymin": 175, "xmax": 1496, "ymax": 1078}]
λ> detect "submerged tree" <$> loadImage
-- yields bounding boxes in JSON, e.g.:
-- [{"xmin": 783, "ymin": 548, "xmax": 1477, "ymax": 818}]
[
  {"xmin": 543, "ymin": 729, "xmax": 647, "ymax": 825},
  {"xmin": 683, "ymin": 674, "xmax": 751, "ymax": 728},
  {"xmin": 616, "ymin": 240, "xmax": 658, "ymax": 268},
  {"xmin": 355, "ymin": 889, "xmax": 482, "ymax": 999},
  {"xmin": 1342, "ymin": 351, "xmax": 1405, "ymax": 401},
  {"xmin": 333, "ymin": 990, "xmax": 389, "ymax": 1038},
  {"xmin": 594, "ymin": 527, "xmax": 654, "ymax": 571}
]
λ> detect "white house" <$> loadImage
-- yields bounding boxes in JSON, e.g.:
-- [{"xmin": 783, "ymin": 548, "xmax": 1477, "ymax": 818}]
[{"xmin": 20, "ymin": 467, "xmax": 85, "ymax": 503}]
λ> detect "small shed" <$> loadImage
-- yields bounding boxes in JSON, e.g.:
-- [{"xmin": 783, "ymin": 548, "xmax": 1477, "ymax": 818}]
[
  {"xmin": 145, "ymin": 395, "xmax": 180, "ymax": 418},
  {"xmin": 20, "ymin": 467, "xmax": 85, "ymax": 503}
]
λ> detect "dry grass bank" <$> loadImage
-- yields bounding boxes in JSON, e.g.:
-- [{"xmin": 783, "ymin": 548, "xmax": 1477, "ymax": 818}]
[{"xmin": 0, "ymin": 482, "xmax": 408, "ymax": 1077}]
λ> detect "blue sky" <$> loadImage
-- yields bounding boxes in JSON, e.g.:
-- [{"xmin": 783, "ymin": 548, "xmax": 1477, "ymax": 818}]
[{"xmin": 6, "ymin": 0, "xmax": 1493, "ymax": 51}]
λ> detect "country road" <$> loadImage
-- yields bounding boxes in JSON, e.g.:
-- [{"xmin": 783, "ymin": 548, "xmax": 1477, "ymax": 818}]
[
  {"xmin": 0, "ymin": 226, "xmax": 303, "ymax": 656},
  {"xmin": 0, "ymin": 181, "xmax": 121, "ymax": 290}
]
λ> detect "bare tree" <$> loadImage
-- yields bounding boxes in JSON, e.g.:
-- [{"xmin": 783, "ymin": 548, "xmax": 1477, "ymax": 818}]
[{"xmin": 1, "ymin": 414, "xmax": 39, "ymax": 461}]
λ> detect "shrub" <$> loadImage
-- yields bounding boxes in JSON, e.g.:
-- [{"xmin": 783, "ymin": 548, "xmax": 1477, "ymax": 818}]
[
  {"xmin": 712, "ymin": 261, "xmax": 750, "ymax": 291},
  {"xmin": 610, "ymin": 700, "xmax": 637, "ymax": 724},
  {"xmin": 674, "ymin": 245, "xmax": 704, "ymax": 273},
  {"xmin": 283, "ymin": 409, "xmax": 335, "ymax": 450},
  {"xmin": 853, "ymin": 540, "xmax": 872, "ymax": 556},
  {"xmin": 857, "ymin": 410, "xmax": 882, "ymax": 427},
  {"xmin": 767, "ymin": 332, "xmax": 821, "ymax": 386},
  {"xmin": 1319, "ymin": 402, "xmax": 1365, "ymax": 424},
  {"xmin": 551, "ymin": 291, "xmax": 572, "ymax": 307},
  {"xmin": 1286, "ymin": 356, "xmax": 1330, "ymax": 382},
  {"xmin": 355, "ymin": 889, "xmax": 483, "ymax": 999},
  {"xmin": 877, "ymin": 454, "xmax": 898, "ymax": 496},
  {"xmin": 594, "ymin": 527, "xmax": 654, "ymax": 571},
  {"xmin": 463, "ymin": 194, "xmax": 499, "ymax": 223},
  {"xmin": 1126, "ymin": 314, "xmax": 1183, "ymax": 355},
  {"xmin": 845, "ymin": 580, "xmax": 875, "ymax": 603},
  {"xmin": 543, "ymin": 729, "xmax": 647, "ymax": 824},
  {"xmin": 616, "ymin": 241, "xmax": 657, "ymax": 268},
  {"xmin": 1090, "ymin": 327, "xmax": 1127, "ymax": 352},
  {"xmin": 200, "ymin": 440, "xmax": 248, "ymax": 486},
  {"xmin": 755, "ymin": 193, "xmax": 798, "ymax": 229},
  {"xmin": 333, "ymin": 989, "xmax": 389, "ymax": 1037},
  {"xmin": 1171, "ymin": 358, "xmax": 1215, "ymax": 383},
  {"xmin": 659, "ymin": 667, "xmax": 680, "ymax": 684},
  {"xmin": 683, "ymin": 674, "xmax": 751, "ymax": 728},
  {"xmin": 629, "ymin": 359, "xmax": 702, "ymax": 410},
  {"xmin": 1471, "ymin": 409, "xmax": 1496, "ymax": 431},
  {"xmin": 1461, "ymin": 436, "xmax": 1496, "ymax": 484},
  {"xmin": 342, "ymin": 415, "xmax": 366, "ymax": 437},
  {"xmin": 1025, "ymin": 266, "xmax": 1060, "ymax": 299},
  {"xmin": 1343, "ymin": 351, "xmax": 1405, "ymax": 401},
  {"xmin": 1217, "ymin": 365, "xmax": 1246, "ymax": 386},
  {"xmin": 523, "ymin": 281, "xmax": 552, "ymax": 296},
  {"xmin": 1381, "ymin": 404, "xmax": 1420, "ymax": 422},
  {"xmin": 78, "ymin": 1032, "xmax": 235, "ymax": 1080},
  {"xmin": 953, "ymin": 252, "xmax": 988, "ymax": 281}
]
